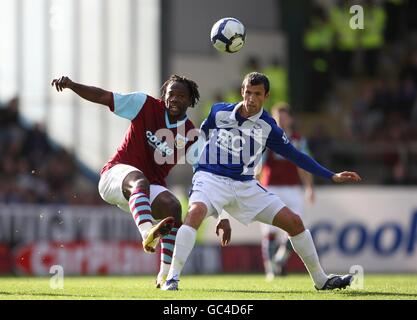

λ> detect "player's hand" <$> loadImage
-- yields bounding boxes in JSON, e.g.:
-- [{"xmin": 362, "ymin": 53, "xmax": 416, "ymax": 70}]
[
  {"xmin": 216, "ymin": 219, "xmax": 231, "ymax": 247},
  {"xmin": 332, "ymin": 171, "xmax": 362, "ymax": 183},
  {"xmin": 51, "ymin": 76, "xmax": 74, "ymax": 92}
]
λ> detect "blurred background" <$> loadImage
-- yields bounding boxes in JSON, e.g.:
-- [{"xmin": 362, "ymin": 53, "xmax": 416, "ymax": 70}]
[{"xmin": 1, "ymin": 0, "xmax": 416, "ymax": 277}]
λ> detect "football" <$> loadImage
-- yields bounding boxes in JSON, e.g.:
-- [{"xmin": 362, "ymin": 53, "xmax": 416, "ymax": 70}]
[{"xmin": 210, "ymin": 17, "xmax": 246, "ymax": 53}]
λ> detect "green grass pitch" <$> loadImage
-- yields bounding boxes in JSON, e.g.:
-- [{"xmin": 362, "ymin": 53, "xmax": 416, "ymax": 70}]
[{"xmin": 0, "ymin": 274, "xmax": 416, "ymax": 300}]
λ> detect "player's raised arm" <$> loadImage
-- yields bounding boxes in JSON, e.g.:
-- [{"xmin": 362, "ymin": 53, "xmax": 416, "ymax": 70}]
[{"xmin": 51, "ymin": 76, "xmax": 112, "ymax": 107}]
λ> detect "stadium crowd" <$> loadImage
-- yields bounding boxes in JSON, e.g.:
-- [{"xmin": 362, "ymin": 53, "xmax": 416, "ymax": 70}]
[
  {"xmin": 1, "ymin": 0, "xmax": 417, "ymax": 207},
  {"xmin": 207, "ymin": 0, "xmax": 417, "ymax": 184},
  {"xmin": 0, "ymin": 97, "xmax": 102, "ymax": 205},
  {"xmin": 304, "ymin": 0, "xmax": 417, "ymax": 184}
]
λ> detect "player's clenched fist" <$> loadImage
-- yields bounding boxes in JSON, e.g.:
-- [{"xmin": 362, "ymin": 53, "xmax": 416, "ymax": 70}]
[{"xmin": 51, "ymin": 76, "xmax": 74, "ymax": 92}]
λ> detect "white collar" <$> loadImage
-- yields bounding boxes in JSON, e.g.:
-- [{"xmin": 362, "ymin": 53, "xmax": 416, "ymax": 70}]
[{"xmin": 229, "ymin": 102, "xmax": 263, "ymax": 122}]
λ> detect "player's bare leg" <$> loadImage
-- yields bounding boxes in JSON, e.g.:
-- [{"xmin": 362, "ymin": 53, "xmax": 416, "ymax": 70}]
[
  {"xmin": 122, "ymin": 171, "xmax": 174, "ymax": 253},
  {"xmin": 151, "ymin": 191, "xmax": 182, "ymax": 288},
  {"xmin": 273, "ymin": 207, "xmax": 353, "ymax": 290},
  {"xmin": 161, "ymin": 202, "xmax": 207, "ymax": 290}
]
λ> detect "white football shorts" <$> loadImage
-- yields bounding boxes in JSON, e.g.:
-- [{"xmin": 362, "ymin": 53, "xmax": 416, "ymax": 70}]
[
  {"xmin": 98, "ymin": 164, "xmax": 173, "ymax": 213},
  {"xmin": 189, "ymin": 171, "xmax": 286, "ymax": 225},
  {"xmin": 261, "ymin": 186, "xmax": 304, "ymax": 236}
]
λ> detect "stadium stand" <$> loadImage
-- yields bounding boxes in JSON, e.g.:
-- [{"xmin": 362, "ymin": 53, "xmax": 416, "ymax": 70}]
[
  {"xmin": 204, "ymin": 0, "xmax": 417, "ymax": 185},
  {"xmin": 0, "ymin": 96, "xmax": 102, "ymax": 205}
]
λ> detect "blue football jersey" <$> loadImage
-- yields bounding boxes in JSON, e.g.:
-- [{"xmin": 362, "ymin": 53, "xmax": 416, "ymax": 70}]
[{"xmin": 195, "ymin": 102, "xmax": 334, "ymax": 181}]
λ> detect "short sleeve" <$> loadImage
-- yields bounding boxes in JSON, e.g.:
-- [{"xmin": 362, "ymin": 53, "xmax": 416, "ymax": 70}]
[{"xmin": 112, "ymin": 92, "xmax": 147, "ymax": 120}]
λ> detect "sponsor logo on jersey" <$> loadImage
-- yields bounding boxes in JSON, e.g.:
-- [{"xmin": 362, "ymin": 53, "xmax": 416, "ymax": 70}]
[
  {"xmin": 216, "ymin": 129, "xmax": 245, "ymax": 157},
  {"xmin": 146, "ymin": 131, "xmax": 174, "ymax": 156}
]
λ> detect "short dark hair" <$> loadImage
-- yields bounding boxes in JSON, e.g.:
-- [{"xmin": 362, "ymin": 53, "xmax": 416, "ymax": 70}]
[
  {"xmin": 242, "ymin": 72, "xmax": 270, "ymax": 94},
  {"xmin": 161, "ymin": 74, "xmax": 200, "ymax": 108}
]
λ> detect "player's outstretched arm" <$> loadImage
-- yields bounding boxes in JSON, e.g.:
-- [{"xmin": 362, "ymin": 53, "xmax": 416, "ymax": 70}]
[
  {"xmin": 51, "ymin": 76, "xmax": 112, "ymax": 107},
  {"xmin": 332, "ymin": 171, "xmax": 362, "ymax": 183}
]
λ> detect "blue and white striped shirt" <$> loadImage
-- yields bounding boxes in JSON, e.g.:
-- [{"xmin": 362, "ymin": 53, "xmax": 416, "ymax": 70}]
[{"xmin": 195, "ymin": 102, "xmax": 334, "ymax": 181}]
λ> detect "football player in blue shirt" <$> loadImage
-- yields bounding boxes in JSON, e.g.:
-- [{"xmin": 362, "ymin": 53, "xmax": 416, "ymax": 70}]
[{"xmin": 162, "ymin": 72, "xmax": 361, "ymax": 291}]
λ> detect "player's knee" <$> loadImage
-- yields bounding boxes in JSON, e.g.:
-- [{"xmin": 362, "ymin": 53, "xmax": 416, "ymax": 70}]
[
  {"xmin": 123, "ymin": 171, "xmax": 150, "ymax": 198},
  {"xmin": 288, "ymin": 213, "xmax": 305, "ymax": 236},
  {"xmin": 163, "ymin": 197, "xmax": 182, "ymax": 223},
  {"xmin": 131, "ymin": 176, "xmax": 150, "ymax": 191},
  {"xmin": 153, "ymin": 192, "xmax": 182, "ymax": 221},
  {"xmin": 184, "ymin": 203, "xmax": 207, "ymax": 229},
  {"xmin": 122, "ymin": 171, "xmax": 150, "ymax": 198}
]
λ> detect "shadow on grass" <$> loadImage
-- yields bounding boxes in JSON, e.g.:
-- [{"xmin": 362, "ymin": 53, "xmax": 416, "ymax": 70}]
[
  {"xmin": 194, "ymin": 288, "xmax": 417, "ymax": 298},
  {"xmin": 0, "ymin": 291, "xmax": 104, "ymax": 299},
  {"xmin": 195, "ymin": 288, "xmax": 306, "ymax": 295},
  {"xmin": 339, "ymin": 290, "xmax": 417, "ymax": 298}
]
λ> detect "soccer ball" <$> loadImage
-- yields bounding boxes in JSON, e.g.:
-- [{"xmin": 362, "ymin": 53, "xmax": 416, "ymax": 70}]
[{"xmin": 210, "ymin": 17, "xmax": 246, "ymax": 53}]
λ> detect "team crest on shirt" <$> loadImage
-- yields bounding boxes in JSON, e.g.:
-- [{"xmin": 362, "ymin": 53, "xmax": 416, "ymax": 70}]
[{"xmin": 175, "ymin": 134, "xmax": 188, "ymax": 149}]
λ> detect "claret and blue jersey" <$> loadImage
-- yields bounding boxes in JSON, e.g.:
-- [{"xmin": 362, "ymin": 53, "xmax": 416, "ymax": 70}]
[
  {"xmin": 101, "ymin": 91, "xmax": 196, "ymax": 187},
  {"xmin": 196, "ymin": 102, "xmax": 335, "ymax": 181}
]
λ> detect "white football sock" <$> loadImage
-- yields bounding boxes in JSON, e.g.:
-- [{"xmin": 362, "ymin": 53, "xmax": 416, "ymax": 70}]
[
  {"xmin": 289, "ymin": 229, "xmax": 328, "ymax": 288},
  {"xmin": 158, "ymin": 262, "xmax": 170, "ymax": 279},
  {"xmin": 166, "ymin": 225, "xmax": 197, "ymax": 281},
  {"xmin": 138, "ymin": 223, "xmax": 152, "ymax": 240}
]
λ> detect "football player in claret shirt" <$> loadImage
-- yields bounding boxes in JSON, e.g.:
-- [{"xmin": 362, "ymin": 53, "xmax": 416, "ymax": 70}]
[{"xmin": 51, "ymin": 75, "xmax": 231, "ymax": 287}]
